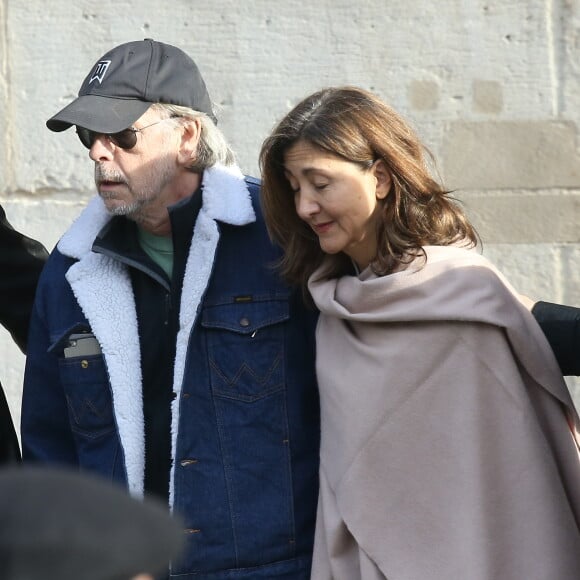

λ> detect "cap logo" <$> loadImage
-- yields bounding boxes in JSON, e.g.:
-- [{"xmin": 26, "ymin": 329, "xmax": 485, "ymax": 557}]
[{"xmin": 88, "ymin": 60, "xmax": 111, "ymax": 84}]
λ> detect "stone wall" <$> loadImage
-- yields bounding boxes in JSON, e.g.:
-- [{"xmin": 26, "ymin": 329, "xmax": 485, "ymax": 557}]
[{"xmin": 1, "ymin": 0, "xmax": 579, "ymax": 431}]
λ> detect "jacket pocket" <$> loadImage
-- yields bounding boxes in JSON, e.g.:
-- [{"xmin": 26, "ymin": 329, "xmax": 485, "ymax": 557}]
[
  {"xmin": 58, "ymin": 354, "xmax": 115, "ymax": 439},
  {"xmin": 201, "ymin": 299, "xmax": 289, "ymax": 402}
]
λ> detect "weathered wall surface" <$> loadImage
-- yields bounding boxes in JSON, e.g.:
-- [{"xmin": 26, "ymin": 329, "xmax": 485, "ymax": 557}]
[{"xmin": 1, "ymin": 0, "xmax": 579, "ymax": 430}]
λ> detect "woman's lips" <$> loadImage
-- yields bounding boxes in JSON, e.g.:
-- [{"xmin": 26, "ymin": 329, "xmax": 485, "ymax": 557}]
[{"xmin": 312, "ymin": 221, "xmax": 333, "ymax": 234}]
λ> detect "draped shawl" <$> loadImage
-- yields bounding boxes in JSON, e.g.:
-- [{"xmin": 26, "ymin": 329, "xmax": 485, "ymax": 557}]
[{"xmin": 309, "ymin": 245, "xmax": 580, "ymax": 580}]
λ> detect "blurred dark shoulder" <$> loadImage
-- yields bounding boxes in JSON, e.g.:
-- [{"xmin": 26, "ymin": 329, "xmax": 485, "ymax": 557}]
[
  {"xmin": 533, "ymin": 301, "xmax": 580, "ymax": 376},
  {"xmin": 0, "ymin": 204, "xmax": 48, "ymax": 352}
]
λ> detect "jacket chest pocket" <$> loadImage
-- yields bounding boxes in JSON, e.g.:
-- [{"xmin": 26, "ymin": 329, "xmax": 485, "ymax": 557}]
[
  {"xmin": 201, "ymin": 299, "xmax": 289, "ymax": 402},
  {"xmin": 58, "ymin": 355, "xmax": 115, "ymax": 438}
]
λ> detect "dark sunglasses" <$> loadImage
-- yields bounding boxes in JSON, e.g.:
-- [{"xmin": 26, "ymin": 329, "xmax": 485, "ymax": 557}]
[{"xmin": 76, "ymin": 117, "xmax": 177, "ymax": 150}]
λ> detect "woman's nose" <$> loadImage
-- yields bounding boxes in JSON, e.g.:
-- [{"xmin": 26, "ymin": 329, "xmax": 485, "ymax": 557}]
[{"xmin": 295, "ymin": 190, "xmax": 319, "ymax": 220}]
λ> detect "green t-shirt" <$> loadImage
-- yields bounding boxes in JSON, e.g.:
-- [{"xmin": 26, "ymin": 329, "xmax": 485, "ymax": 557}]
[{"xmin": 137, "ymin": 227, "xmax": 174, "ymax": 280}]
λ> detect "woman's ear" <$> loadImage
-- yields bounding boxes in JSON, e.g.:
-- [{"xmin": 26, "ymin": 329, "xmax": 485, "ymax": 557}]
[
  {"xmin": 177, "ymin": 118, "xmax": 202, "ymax": 166},
  {"xmin": 373, "ymin": 160, "xmax": 391, "ymax": 200}
]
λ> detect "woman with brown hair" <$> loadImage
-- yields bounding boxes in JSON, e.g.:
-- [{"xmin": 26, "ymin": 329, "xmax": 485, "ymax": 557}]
[{"xmin": 260, "ymin": 86, "xmax": 580, "ymax": 580}]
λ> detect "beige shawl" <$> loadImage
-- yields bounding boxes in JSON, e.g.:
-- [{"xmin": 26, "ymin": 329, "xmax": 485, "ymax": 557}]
[{"xmin": 309, "ymin": 245, "xmax": 580, "ymax": 580}]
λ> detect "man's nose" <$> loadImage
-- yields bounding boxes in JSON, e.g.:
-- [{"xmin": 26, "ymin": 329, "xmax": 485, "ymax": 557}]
[{"xmin": 89, "ymin": 135, "xmax": 114, "ymax": 162}]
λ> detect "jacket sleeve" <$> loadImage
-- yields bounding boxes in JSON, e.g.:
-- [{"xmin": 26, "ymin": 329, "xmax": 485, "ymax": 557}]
[
  {"xmin": 532, "ymin": 300, "xmax": 580, "ymax": 376},
  {"xmin": 0, "ymin": 204, "xmax": 48, "ymax": 352},
  {"xmin": 20, "ymin": 260, "xmax": 78, "ymax": 465}
]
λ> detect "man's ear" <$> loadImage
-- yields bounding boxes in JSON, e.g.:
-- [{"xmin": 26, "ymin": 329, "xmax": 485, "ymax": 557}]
[
  {"xmin": 177, "ymin": 118, "xmax": 202, "ymax": 166},
  {"xmin": 373, "ymin": 159, "xmax": 391, "ymax": 200}
]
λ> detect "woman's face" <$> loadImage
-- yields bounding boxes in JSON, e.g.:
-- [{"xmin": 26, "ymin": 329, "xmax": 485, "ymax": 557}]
[{"xmin": 283, "ymin": 140, "xmax": 390, "ymax": 270}]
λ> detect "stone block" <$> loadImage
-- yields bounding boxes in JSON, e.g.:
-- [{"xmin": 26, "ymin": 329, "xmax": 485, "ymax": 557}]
[
  {"xmin": 457, "ymin": 191, "xmax": 580, "ymax": 243},
  {"xmin": 443, "ymin": 121, "xmax": 580, "ymax": 190}
]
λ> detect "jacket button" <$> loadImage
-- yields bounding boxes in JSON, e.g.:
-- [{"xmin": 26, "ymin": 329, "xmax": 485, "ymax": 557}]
[
  {"xmin": 239, "ymin": 317, "xmax": 250, "ymax": 327},
  {"xmin": 81, "ymin": 360, "xmax": 89, "ymax": 369}
]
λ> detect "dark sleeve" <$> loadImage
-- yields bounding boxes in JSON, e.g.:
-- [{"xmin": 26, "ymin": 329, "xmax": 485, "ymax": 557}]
[
  {"xmin": 21, "ymin": 280, "xmax": 79, "ymax": 465},
  {"xmin": 532, "ymin": 300, "xmax": 580, "ymax": 376},
  {"xmin": 0, "ymin": 205, "xmax": 49, "ymax": 352}
]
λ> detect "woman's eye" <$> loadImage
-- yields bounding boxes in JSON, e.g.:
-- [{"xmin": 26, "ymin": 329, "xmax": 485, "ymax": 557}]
[
  {"xmin": 314, "ymin": 183, "xmax": 328, "ymax": 191},
  {"xmin": 286, "ymin": 179, "xmax": 299, "ymax": 193}
]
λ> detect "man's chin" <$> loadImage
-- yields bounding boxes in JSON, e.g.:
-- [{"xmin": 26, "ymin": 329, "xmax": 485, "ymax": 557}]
[{"xmin": 99, "ymin": 196, "xmax": 140, "ymax": 218}]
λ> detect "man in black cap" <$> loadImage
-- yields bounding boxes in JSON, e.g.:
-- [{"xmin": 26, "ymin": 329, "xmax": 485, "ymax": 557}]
[
  {"xmin": 21, "ymin": 39, "xmax": 319, "ymax": 579},
  {"xmin": 0, "ymin": 466, "xmax": 183, "ymax": 580},
  {"xmin": 0, "ymin": 205, "xmax": 47, "ymax": 464}
]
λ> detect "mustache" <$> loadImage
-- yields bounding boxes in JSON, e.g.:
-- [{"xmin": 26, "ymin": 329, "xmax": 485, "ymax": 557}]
[{"xmin": 94, "ymin": 165, "xmax": 127, "ymax": 184}]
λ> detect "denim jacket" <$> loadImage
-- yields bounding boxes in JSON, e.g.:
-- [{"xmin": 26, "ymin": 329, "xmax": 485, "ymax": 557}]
[{"xmin": 21, "ymin": 164, "xmax": 320, "ymax": 579}]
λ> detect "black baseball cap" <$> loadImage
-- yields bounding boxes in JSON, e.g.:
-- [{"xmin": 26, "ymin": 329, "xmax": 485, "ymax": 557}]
[
  {"xmin": 47, "ymin": 38, "xmax": 216, "ymax": 134},
  {"xmin": 0, "ymin": 466, "xmax": 184, "ymax": 580}
]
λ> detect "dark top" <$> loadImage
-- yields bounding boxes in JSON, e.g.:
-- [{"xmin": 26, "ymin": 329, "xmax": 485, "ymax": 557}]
[
  {"xmin": 0, "ymin": 204, "xmax": 48, "ymax": 463},
  {"xmin": 532, "ymin": 300, "xmax": 580, "ymax": 376}
]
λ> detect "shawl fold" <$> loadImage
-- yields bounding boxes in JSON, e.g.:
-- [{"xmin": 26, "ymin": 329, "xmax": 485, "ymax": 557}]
[{"xmin": 309, "ymin": 246, "xmax": 580, "ymax": 580}]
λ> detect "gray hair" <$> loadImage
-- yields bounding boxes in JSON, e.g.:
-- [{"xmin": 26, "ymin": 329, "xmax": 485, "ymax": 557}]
[{"xmin": 151, "ymin": 103, "xmax": 236, "ymax": 172}]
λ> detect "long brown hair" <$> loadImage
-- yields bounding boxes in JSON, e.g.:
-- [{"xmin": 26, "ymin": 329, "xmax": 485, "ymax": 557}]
[{"xmin": 259, "ymin": 86, "xmax": 477, "ymax": 295}]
